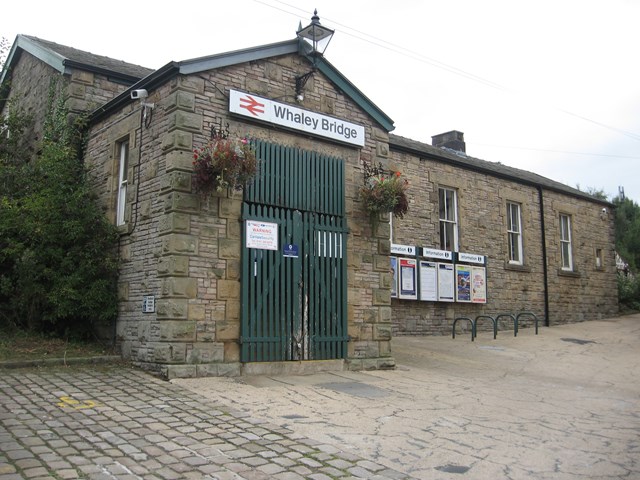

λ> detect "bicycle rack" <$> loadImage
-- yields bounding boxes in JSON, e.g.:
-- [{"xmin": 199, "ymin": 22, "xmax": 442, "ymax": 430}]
[
  {"xmin": 495, "ymin": 313, "xmax": 518, "ymax": 337},
  {"xmin": 516, "ymin": 312, "xmax": 540, "ymax": 335},
  {"xmin": 473, "ymin": 315, "xmax": 497, "ymax": 340},
  {"xmin": 453, "ymin": 317, "xmax": 474, "ymax": 341}
]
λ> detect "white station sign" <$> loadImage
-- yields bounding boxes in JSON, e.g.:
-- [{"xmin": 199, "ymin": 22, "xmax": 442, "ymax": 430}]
[
  {"xmin": 391, "ymin": 244, "xmax": 416, "ymax": 256},
  {"xmin": 229, "ymin": 89, "xmax": 365, "ymax": 147},
  {"xmin": 457, "ymin": 252, "xmax": 486, "ymax": 264},
  {"xmin": 422, "ymin": 247, "xmax": 453, "ymax": 261}
]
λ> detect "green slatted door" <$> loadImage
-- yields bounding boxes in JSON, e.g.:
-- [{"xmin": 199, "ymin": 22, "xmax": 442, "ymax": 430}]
[{"xmin": 240, "ymin": 142, "xmax": 348, "ymax": 362}]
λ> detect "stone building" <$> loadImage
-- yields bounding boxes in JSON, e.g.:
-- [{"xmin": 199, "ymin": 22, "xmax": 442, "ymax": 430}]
[
  {"xmin": 1, "ymin": 23, "xmax": 617, "ymax": 378},
  {"xmin": 0, "ymin": 35, "xmax": 152, "ymax": 157},
  {"xmin": 389, "ymin": 134, "xmax": 617, "ymax": 336}
]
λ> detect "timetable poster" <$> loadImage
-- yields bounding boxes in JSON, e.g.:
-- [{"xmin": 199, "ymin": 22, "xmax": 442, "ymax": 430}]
[
  {"xmin": 437, "ymin": 263, "xmax": 455, "ymax": 302},
  {"xmin": 390, "ymin": 256, "xmax": 398, "ymax": 298},
  {"xmin": 471, "ymin": 266, "xmax": 487, "ymax": 303},
  {"xmin": 398, "ymin": 258, "xmax": 418, "ymax": 300},
  {"xmin": 456, "ymin": 264, "xmax": 472, "ymax": 303},
  {"xmin": 419, "ymin": 261, "xmax": 438, "ymax": 301}
]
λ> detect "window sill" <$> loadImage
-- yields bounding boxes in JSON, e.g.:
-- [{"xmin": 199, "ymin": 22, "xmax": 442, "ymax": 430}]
[
  {"xmin": 117, "ymin": 223, "xmax": 132, "ymax": 235},
  {"xmin": 558, "ymin": 269, "xmax": 581, "ymax": 278},
  {"xmin": 504, "ymin": 262, "xmax": 531, "ymax": 273}
]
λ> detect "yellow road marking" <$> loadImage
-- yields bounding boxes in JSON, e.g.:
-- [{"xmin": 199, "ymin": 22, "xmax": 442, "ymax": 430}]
[{"xmin": 57, "ymin": 395, "xmax": 99, "ymax": 409}]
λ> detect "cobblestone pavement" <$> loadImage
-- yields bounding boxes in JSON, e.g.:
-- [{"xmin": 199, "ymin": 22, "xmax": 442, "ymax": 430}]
[{"xmin": 0, "ymin": 365, "xmax": 410, "ymax": 479}]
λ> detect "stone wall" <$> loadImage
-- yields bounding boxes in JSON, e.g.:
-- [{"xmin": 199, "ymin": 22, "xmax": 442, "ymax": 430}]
[
  {"xmin": 3, "ymin": 51, "xmax": 60, "ymax": 156},
  {"xmin": 388, "ymin": 149, "xmax": 617, "ymax": 336},
  {"xmin": 543, "ymin": 189, "xmax": 618, "ymax": 323},
  {"xmin": 85, "ymin": 52, "xmax": 396, "ymax": 378},
  {"xmin": 3, "ymin": 50, "xmax": 134, "ymax": 158}
]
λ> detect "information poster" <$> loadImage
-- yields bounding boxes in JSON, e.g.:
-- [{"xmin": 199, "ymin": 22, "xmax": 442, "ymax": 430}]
[
  {"xmin": 456, "ymin": 265, "xmax": 472, "ymax": 303},
  {"xmin": 390, "ymin": 256, "xmax": 398, "ymax": 298},
  {"xmin": 419, "ymin": 261, "xmax": 438, "ymax": 301},
  {"xmin": 398, "ymin": 258, "xmax": 418, "ymax": 300},
  {"xmin": 471, "ymin": 266, "xmax": 487, "ymax": 303},
  {"xmin": 437, "ymin": 263, "xmax": 455, "ymax": 302},
  {"xmin": 245, "ymin": 220, "xmax": 278, "ymax": 250}
]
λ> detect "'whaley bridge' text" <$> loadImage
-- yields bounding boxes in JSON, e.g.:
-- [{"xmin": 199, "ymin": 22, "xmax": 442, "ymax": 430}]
[{"xmin": 273, "ymin": 105, "xmax": 359, "ymax": 141}]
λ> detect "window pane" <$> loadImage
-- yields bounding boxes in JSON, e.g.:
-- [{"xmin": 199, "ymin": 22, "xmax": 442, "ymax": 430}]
[
  {"xmin": 442, "ymin": 222, "xmax": 455, "ymax": 251},
  {"xmin": 445, "ymin": 189, "xmax": 455, "ymax": 221},
  {"xmin": 121, "ymin": 142, "xmax": 129, "ymax": 174},
  {"xmin": 561, "ymin": 242, "xmax": 570, "ymax": 268},
  {"xmin": 560, "ymin": 215, "xmax": 569, "ymax": 241},
  {"xmin": 509, "ymin": 232, "xmax": 520, "ymax": 262},
  {"xmin": 510, "ymin": 205, "xmax": 520, "ymax": 233}
]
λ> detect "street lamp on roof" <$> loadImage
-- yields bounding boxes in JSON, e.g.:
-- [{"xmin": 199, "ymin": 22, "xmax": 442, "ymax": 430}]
[
  {"xmin": 295, "ymin": 10, "xmax": 335, "ymax": 102},
  {"xmin": 296, "ymin": 9, "xmax": 335, "ymax": 61}
]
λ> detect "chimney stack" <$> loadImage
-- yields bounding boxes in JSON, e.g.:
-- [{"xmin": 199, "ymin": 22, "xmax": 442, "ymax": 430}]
[{"xmin": 432, "ymin": 130, "xmax": 465, "ymax": 153}]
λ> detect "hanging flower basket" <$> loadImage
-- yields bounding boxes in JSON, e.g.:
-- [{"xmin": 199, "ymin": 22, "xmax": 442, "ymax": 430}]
[
  {"xmin": 192, "ymin": 134, "xmax": 257, "ymax": 195},
  {"xmin": 360, "ymin": 163, "xmax": 409, "ymax": 219}
]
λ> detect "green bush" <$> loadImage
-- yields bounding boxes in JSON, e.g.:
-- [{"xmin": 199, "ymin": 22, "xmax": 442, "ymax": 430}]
[
  {"xmin": 0, "ymin": 83, "xmax": 119, "ymax": 338},
  {"xmin": 618, "ymin": 273, "xmax": 640, "ymax": 312}
]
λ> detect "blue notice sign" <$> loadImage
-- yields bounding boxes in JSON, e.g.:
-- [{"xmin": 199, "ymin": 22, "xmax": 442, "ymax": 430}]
[{"xmin": 283, "ymin": 244, "xmax": 299, "ymax": 258}]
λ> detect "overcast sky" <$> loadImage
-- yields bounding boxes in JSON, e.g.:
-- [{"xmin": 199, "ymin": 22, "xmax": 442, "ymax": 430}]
[{"xmin": 2, "ymin": 0, "xmax": 639, "ymax": 202}]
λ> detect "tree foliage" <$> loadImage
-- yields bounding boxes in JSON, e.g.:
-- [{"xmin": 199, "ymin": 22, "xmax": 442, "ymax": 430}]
[
  {"xmin": 612, "ymin": 194, "xmax": 640, "ymax": 312},
  {"xmin": 0, "ymin": 36, "xmax": 9, "ymax": 70},
  {"xmin": 0, "ymin": 81, "xmax": 119, "ymax": 338},
  {"xmin": 613, "ymin": 195, "xmax": 640, "ymax": 272}
]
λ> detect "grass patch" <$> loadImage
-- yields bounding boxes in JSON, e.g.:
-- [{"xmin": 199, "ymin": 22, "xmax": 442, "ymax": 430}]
[{"xmin": 0, "ymin": 329, "xmax": 117, "ymax": 362}]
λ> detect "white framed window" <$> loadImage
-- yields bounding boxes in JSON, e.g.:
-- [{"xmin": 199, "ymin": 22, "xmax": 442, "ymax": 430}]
[
  {"xmin": 559, "ymin": 214, "xmax": 573, "ymax": 270},
  {"xmin": 116, "ymin": 140, "xmax": 129, "ymax": 226},
  {"xmin": 507, "ymin": 202, "xmax": 523, "ymax": 264},
  {"xmin": 439, "ymin": 187, "xmax": 458, "ymax": 251}
]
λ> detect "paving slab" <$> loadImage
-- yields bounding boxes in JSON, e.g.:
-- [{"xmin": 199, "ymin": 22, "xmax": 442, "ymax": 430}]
[{"xmin": 176, "ymin": 314, "xmax": 640, "ymax": 479}]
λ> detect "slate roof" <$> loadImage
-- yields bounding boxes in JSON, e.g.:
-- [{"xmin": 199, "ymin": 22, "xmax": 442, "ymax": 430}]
[
  {"xmin": 390, "ymin": 134, "xmax": 611, "ymax": 205},
  {"xmin": 23, "ymin": 35, "xmax": 154, "ymax": 80},
  {"xmin": 3, "ymin": 35, "xmax": 153, "ymax": 84}
]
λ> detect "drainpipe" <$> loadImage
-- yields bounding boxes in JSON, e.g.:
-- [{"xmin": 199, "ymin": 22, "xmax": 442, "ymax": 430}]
[{"xmin": 538, "ymin": 186, "xmax": 550, "ymax": 326}]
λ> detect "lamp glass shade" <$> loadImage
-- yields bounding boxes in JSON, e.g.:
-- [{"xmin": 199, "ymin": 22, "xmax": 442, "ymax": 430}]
[{"xmin": 296, "ymin": 11, "xmax": 334, "ymax": 56}]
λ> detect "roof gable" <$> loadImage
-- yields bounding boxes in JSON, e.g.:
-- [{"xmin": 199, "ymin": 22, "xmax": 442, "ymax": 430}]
[
  {"xmin": 90, "ymin": 38, "xmax": 395, "ymax": 131},
  {"xmin": 1, "ymin": 35, "xmax": 154, "ymax": 86}
]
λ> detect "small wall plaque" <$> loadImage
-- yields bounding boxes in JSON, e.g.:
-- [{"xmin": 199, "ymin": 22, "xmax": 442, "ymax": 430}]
[{"xmin": 142, "ymin": 295, "xmax": 155, "ymax": 313}]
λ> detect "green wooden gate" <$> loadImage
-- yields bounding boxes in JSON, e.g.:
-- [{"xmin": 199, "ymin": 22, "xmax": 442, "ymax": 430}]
[{"xmin": 240, "ymin": 141, "xmax": 348, "ymax": 362}]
